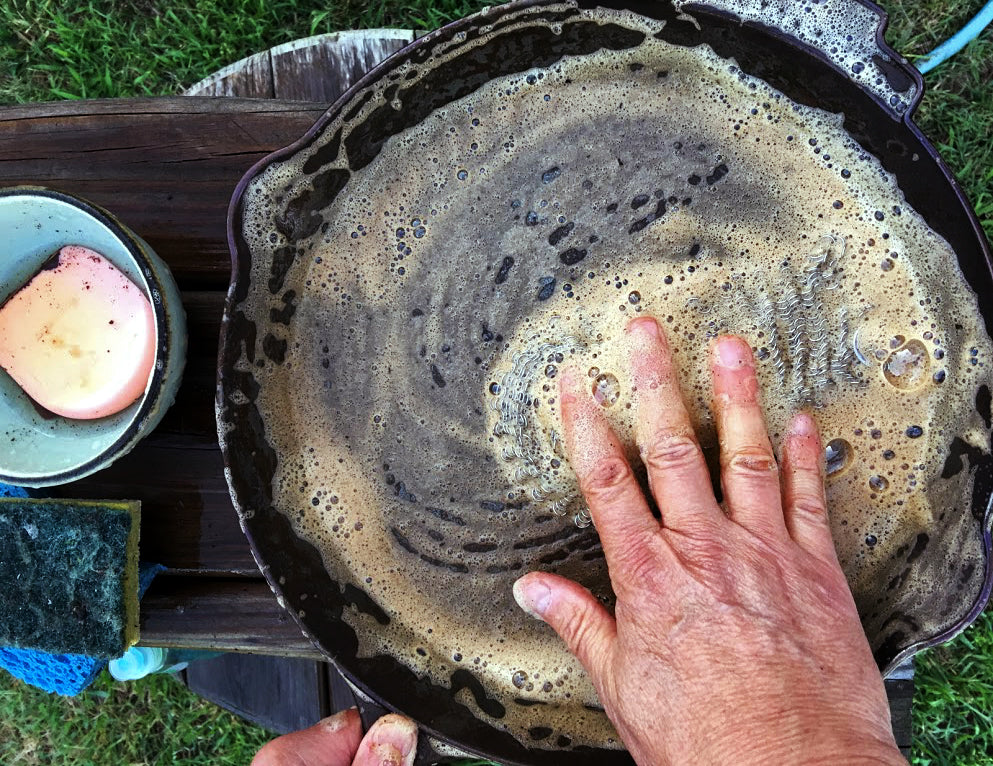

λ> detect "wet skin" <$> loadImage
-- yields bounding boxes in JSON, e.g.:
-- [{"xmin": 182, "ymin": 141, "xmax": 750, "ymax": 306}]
[{"xmin": 513, "ymin": 317, "xmax": 906, "ymax": 766}]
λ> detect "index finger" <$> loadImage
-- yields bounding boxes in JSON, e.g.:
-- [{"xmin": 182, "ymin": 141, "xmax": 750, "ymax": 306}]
[{"xmin": 559, "ymin": 366, "xmax": 659, "ymax": 583}]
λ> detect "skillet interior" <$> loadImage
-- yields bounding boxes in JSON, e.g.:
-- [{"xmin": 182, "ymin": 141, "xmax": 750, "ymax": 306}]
[{"xmin": 219, "ymin": 2, "xmax": 993, "ymax": 762}]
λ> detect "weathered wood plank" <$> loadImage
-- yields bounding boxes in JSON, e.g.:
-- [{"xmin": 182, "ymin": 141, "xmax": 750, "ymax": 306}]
[
  {"xmin": 270, "ymin": 30, "xmax": 414, "ymax": 102},
  {"xmin": 152, "ymin": 290, "xmax": 225, "ymax": 438},
  {"xmin": 184, "ymin": 30, "xmax": 415, "ymax": 103},
  {"xmin": 0, "ymin": 97, "xmax": 320, "ymax": 119},
  {"xmin": 0, "ymin": 97, "xmax": 327, "ymax": 289},
  {"xmin": 186, "ymin": 653, "xmax": 328, "ymax": 734},
  {"xmin": 327, "ymin": 662, "xmax": 358, "ymax": 714},
  {"xmin": 184, "ymin": 51, "xmax": 275, "ymax": 99},
  {"xmin": 140, "ymin": 578, "xmax": 323, "ymax": 656},
  {"xmin": 52, "ymin": 439, "xmax": 256, "ymax": 574}
]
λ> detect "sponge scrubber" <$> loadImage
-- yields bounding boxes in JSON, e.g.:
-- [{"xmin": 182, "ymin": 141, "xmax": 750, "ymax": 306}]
[{"xmin": 0, "ymin": 498, "xmax": 140, "ymax": 659}]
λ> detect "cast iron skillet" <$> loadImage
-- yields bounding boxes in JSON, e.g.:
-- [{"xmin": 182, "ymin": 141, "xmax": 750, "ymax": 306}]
[{"xmin": 219, "ymin": 1, "xmax": 993, "ymax": 762}]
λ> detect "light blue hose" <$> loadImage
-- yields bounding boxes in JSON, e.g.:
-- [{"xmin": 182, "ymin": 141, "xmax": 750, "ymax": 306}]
[{"xmin": 915, "ymin": 0, "xmax": 993, "ymax": 73}]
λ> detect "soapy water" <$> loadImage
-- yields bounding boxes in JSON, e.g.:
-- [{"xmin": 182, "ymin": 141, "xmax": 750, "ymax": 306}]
[
  {"xmin": 235, "ymin": 3, "xmax": 993, "ymax": 752},
  {"xmin": 592, "ymin": 372, "xmax": 621, "ymax": 407}
]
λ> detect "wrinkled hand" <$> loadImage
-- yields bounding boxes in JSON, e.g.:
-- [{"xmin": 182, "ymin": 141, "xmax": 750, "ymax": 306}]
[
  {"xmin": 252, "ymin": 709, "xmax": 417, "ymax": 766},
  {"xmin": 513, "ymin": 318, "xmax": 906, "ymax": 766}
]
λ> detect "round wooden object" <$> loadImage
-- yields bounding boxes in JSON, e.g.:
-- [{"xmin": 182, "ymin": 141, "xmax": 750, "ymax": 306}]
[{"xmin": 183, "ymin": 29, "xmax": 415, "ymax": 102}]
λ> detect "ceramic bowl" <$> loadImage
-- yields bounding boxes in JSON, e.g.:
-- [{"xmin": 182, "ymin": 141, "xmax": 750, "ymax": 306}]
[{"xmin": 0, "ymin": 187, "xmax": 186, "ymax": 487}]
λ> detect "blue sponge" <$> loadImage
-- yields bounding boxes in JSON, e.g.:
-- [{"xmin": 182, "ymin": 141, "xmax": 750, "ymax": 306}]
[
  {"xmin": 0, "ymin": 647, "xmax": 107, "ymax": 695},
  {"xmin": 0, "ymin": 484, "xmax": 34, "ymax": 498}
]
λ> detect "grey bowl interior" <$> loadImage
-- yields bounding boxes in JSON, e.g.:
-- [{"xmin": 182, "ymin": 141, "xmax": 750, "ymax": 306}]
[{"xmin": 0, "ymin": 188, "xmax": 186, "ymax": 486}]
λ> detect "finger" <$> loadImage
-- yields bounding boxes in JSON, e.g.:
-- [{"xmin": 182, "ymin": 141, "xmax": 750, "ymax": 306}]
[
  {"xmin": 252, "ymin": 708, "xmax": 362, "ymax": 766},
  {"xmin": 781, "ymin": 412, "xmax": 836, "ymax": 559},
  {"xmin": 351, "ymin": 714, "xmax": 418, "ymax": 766},
  {"xmin": 559, "ymin": 366, "xmax": 659, "ymax": 584},
  {"xmin": 710, "ymin": 335, "xmax": 785, "ymax": 539},
  {"xmin": 514, "ymin": 572, "xmax": 616, "ymax": 675},
  {"xmin": 627, "ymin": 317, "xmax": 722, "ymax": 532}
]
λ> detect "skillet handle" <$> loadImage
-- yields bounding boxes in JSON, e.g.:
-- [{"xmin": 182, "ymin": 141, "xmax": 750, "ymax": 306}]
[{"xmin": 674, "ymin": 0, "xmax": 923, "ymax": 118}]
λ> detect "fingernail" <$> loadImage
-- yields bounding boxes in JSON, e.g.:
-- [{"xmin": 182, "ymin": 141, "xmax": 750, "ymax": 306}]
[
  {"xmin": 627, "ymin": 316, "xmax": 661, "ymax": 339},
  {"xmin": 558, "ymin": 366, "xmax": 578, "ymax": 402},
  {"xmin": 714, "ymin": 335, "xmax": 753, "ymax": 368},
  {"xmin": 370, "ymin": 743, "xmax": 406, "ymax": 766},
  {"xmin": 513, "ymin": 577, "xmax": 552, "ymax": 619},
  {"xmin": 367, "ymin": 714, "xmax": 417, "ymax": 765},
  {"xmin": 789, "ymin": 412, "xmax": 816, "ymax": 437}
]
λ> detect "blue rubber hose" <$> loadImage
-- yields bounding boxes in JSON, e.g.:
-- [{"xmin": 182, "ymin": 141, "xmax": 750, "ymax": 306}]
[{"xmin": 916, "ymin": 0, "xmax": 993, "ymax": 73}]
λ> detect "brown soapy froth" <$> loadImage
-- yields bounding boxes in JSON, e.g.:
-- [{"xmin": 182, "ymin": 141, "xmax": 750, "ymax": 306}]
[{"xmin": 235, "ymin": 4, "xmax": 992, "ymax": 752}]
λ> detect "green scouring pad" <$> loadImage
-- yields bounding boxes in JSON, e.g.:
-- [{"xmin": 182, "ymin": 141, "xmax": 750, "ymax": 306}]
[{"xmin": 0, "ymin": 498, "xmax": 140, "ymax": 659}]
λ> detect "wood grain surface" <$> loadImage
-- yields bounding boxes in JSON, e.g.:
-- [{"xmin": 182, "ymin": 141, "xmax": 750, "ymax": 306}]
[
  {"xmin": 186, "ymin": 653, "xmax": 329, "ymax": 734},
  {"xmin": 140, "ymin": 578, "xmax": 322, "ymax": 657},
  {"xmin": 0, "ymin": 98, "xmax": 326, "ymax": 289},
  {"xmin": 0, "ymin": 97, "xmax": 331, "ymax": 647},
  {"xmin": 184, "ymin": 30, "xmax": 414, "ymax": 103}
]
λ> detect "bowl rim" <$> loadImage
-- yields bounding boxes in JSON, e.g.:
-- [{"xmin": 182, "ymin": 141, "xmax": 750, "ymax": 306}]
[{"xmin": 0, "ymin": 185, "xmax": 170, "ymax": 486}]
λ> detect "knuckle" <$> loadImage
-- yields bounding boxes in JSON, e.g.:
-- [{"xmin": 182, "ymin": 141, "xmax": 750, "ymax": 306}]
[
  {"xmin": 613, "ymin": 543, "xmax": 661, "ymax": 586},
  {"xmin": 642, "ymin": 430, "xmax": 703, "ymax": 473},
  {"xmin": 789, "ymin": 460, "xmax": 824, "ymax": 484},
  {"xmin": 790, "ymin": 492, "xmax": 828, "ymax": 521},
  {"xmin": 724, "ymin": 446, "xmax": 779, "ymax": 478},
  {"xmin": 663, "ymin": 529, "xmax": 730, "ymax": 586},
  {"xmin": 581, "ymin": 454, "xmax": 635, "ymax": 497}
]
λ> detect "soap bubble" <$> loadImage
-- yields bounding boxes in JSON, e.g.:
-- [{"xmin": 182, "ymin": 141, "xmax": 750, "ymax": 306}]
[
  {"xmin": 868, "ymin": 475, "xmax": 889, "ymax": 491},
  {"xmin": 883, "ymin": 339, "xmax": 929, "ymax": 390},
  {"xmin": 825, "ymin": 438, "xmax": 853, "ymax": 475},
  {"xmin": 592, "ymin": 373, "xmax": 620, "ymax": 407}
]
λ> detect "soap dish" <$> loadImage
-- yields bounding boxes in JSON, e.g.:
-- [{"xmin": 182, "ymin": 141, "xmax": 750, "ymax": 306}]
[{"xmin": 0, "ymin": 187, "xmax": 186, "ymax": 486}]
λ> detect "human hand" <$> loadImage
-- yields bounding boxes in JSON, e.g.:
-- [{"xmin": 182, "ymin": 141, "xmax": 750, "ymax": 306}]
[
  {"xmin": 513, "ymin": 317, "xmax": 906, "ymax": 765},
  {"xmin": 251, "ymin": 709, "xmax": 417, "ymax": 766}
]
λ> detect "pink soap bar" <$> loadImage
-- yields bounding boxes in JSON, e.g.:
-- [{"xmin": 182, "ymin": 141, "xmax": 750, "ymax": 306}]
[{"xmin": 0, "ymin": 245, "xmax": 156, "ymax": 419}]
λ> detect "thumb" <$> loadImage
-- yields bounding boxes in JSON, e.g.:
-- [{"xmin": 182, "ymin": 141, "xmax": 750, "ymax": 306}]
[
  {"xmin": 351, "ymin": 713, "xmax": 418, "ymax": 766},
  {"xmin": 513, "ymin": 572, "xmax": 617, "ymax": 675},
  {"xmin": 252, "ymin": 707, "xmax": 362, "ymax": 766}
]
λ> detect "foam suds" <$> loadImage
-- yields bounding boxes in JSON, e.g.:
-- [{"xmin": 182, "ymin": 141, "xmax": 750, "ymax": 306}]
[
  {"xmin": 671, "ymin": 0, "xmax": 919, "ymax": 114},
  {"xmin": 235, "ymin": 4, "xmax": 992, "ymax": 751}
]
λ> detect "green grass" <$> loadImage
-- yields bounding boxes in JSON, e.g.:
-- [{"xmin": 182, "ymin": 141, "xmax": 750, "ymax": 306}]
[
  {"xmin": 0, "ymin": 670, "xmax": 271, "ymax": 765},
  {"xmin": 0, "ymin": 0, "xmax": 490, "ymax": 102},
  {"xmin": 0, "ymin": 669, "xmax": 501, "ymax": 765},
  {"xmin": 913, "ymin": 610, "xmax": 993, "ymax": 765},
  {"xmin": 882, "ymin": 0, "xmax": 993, "ymax": 244},
  {"xmin": 1, "ymin": 1, "xmax": 992, "ymax": 764}
]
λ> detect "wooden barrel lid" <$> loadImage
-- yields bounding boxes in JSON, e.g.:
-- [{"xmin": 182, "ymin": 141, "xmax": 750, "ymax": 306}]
[{"xmin": 183, "ymin": 29, "xmax": 415, "ymax": 102}]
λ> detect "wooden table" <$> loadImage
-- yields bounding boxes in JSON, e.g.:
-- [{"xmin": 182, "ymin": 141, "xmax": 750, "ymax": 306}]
[
  {"xmin": 1, "ymin": 29, "xmax": 421, "ymax": 658},
  {"xmin": 0, "ymin": 30, "xmax": 913, "ymax": 757},
  {"xmin": 1, "ymin": 95, "xmax": 327, "ymax": 656}
]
